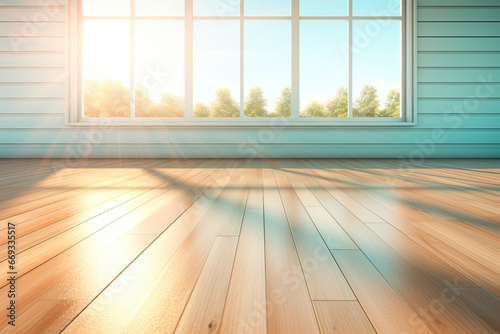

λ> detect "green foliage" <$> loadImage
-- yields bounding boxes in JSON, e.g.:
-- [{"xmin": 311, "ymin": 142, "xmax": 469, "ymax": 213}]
[
  {"xmin": 134, "ymin": 92, "xmax": 184, "ymax": 117},
  {"xmin": 210, "ymin": 88, "xmax": 240, "ymax": 117},
  {"xmin": 326, "ymin": 86, "xmax": 348, "ymax": 117},
  {"xmin": 194, "ymin": 102, "xmax": 211, "ymax": 117},
  {"xmin": 244, "ymin": 87, "xmax": 268, "ymax": 117},
  {"xmin": 274, "ymin": 86, "xmax": 292, "ymax": 117},
  {"xmin": 84, "ymin": 79, "xmax": 130, "ymax": 117},
  {"xmin": 84, "ymin": 80, "xmax": 184, "ymax": 117},
  {"xmin": 300, "ymin": 101, "xmax": 326, "ymax": 117},
  {"xmin": 135, "ymin": 85, "xmax": 152, "ymax": 117},
  {"xmin": 379, "ymin": 89, "xmax": 400, "ymax": 117},
  {"xmin": 159, "ymin": 93, "xmax": 184, "ymax": 117},
  {"xmin": 84, "ymin": 79, "xmax": 398, "ymax": 119},
  {"xmin": 353, "ymin": 84, "xmax": 380, "ymax": 117}
]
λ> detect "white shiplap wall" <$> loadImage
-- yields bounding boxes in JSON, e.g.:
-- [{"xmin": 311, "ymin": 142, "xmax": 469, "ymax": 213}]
[{"xmin": 0, "ymin": 0, "xmax": 499, "ymax": 158}]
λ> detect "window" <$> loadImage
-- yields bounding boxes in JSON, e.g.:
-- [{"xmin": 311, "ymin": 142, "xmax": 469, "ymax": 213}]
[{"xmin": 68, "ymin": 0, "xmax": 415, "ymax": 126}]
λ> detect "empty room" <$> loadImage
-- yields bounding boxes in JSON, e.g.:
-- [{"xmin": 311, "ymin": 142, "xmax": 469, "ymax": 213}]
[{"xmin": 1, "ymin": 0, "xmax": 499, "ymax": 333}]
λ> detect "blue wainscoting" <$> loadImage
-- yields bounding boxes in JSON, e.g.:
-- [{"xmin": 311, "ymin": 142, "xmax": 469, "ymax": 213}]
[{"xmin": 0, "ymin": 0, "xmax": 498, "ymax": 158}]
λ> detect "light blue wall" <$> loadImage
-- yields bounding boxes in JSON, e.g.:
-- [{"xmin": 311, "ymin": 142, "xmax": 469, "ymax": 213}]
[{"xmin": 0, "ymin": 0, "xmax": 499, "ymax": 158}]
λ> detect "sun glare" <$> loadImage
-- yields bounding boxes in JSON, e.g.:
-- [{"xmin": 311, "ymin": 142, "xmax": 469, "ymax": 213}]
[{"xmin": 83, "ymin": 21, "xmax": 131, "ymax": 85}]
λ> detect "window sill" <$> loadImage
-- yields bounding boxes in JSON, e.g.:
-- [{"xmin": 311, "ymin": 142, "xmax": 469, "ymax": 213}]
[{"xmin": 66, "ymin": 117, "xmax": 417, "ymax": 128}]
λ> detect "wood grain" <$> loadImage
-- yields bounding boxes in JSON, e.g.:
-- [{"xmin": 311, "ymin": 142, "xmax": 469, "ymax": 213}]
[
  {"xmin": 219, "ymin": 208, "xmax": 267, "ymax": 334},
  {"xmin": 174, "ymin": 237, "xmax": 239, "ymax": 334},
  {"xmin": 263, "ymin": 169, "xmax": 320, "ymax": 334},
  {"xmin": 313, "ymin": 301, "xmax": 376, "ymax": 334},
  {"xmin": 0, "ymin": 158, "xmax": 498, "ymax": 334}
]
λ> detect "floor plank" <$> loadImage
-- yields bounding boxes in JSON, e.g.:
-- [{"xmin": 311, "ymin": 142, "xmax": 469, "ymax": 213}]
[
  {"xmin": 219, "ymin": 211, "xmax": 267, "ymax": 332},
  {"xmin": 64, "ymin": 167, "xmax": 251, "ymax": 333},
  {"xmin": 305, "ymin": 206, "xmax": 358, "ymax": 250},
  {"xmin": 174, "ymin": 236, "xmax": 239, "ymax": 333},
  {"xmin": 332, "ymin": 250, "xmax": 432, "ymax": 334},
  {"xmin": 0, "ymin": 300, "xmax": 88, "ymax": 334},
  {"xmin": 313, "ymin": 301, "xmax": 376, "ymax": 334},
  {"xmin": 0, "ymin": 158, "xmax": 498, "ymax": 334},
  {"xmin": 263, "ymin": 169, "xmax": 320, "ymax": 334},
  {"xmin": 274, "ymin": 169, "xmax": 356, "ymax": 301},
  {"xmin": 58, "ymin": 169, "xmax": 237, "ymax": 333}
]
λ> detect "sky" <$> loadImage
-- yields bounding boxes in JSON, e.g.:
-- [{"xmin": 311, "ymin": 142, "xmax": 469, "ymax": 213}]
[
  {"xmin": 82, "ymin": 0, "xmax": 400, "ymax": 17},
  {"xmin": 83, "ymin": 0, "xmax": 402, "ymax": 112},
  {"xmin": 193, "ymin": 20, "xmax": 240, "ymax": 107}
]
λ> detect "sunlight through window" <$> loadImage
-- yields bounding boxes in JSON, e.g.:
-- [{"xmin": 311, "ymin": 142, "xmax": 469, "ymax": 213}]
[{"xmin": 78, "ymin": 0, "xmax": 411, "ymax": 123}]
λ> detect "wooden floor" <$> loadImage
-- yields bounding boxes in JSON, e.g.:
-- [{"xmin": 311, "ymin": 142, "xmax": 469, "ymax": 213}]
[{"xmin": 0, "ymin": 159, "xmax": 499, "ymax": 334}]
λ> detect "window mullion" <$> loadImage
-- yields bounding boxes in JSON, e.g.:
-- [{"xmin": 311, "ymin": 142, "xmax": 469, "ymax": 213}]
[
  {"xmin": 185, "ymin": 0, "xmax": 194, "ymax": 119},
  {"xmin": 240, "ymin": 0, "xmax": 244, "ymax": 118},
  {"xmin": 348, "ymin": 0, "xmax": 353, "ymax": 118},
  {"xmin": 130, "ymin": 0, "xmax": 135, "ymax": 118},
  {"xmin": 291, "ymin": 0, "xmax": 299, "ymax": 119},
  {"xmin": 77, "ymin": 0, "xmax": 83, "ymax": 121},
  {"xmin": 402, "ymin": 0, "xmax": 407, "ymax": 121}
]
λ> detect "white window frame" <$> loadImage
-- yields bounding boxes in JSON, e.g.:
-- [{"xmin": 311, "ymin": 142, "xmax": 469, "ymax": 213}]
[{"xmin": 66, "ymin": 0, "xmax": 416, "ymax": 127}]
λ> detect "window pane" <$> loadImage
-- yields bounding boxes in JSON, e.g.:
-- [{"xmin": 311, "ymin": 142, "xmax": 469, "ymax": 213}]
[
  {"xmin": 135, "ymin": 21, "xmax": 184, "ymax": 117},
  {"xmin": 245, "ymin": 0, "xmax": 291, "ymax": 16},
  {"xmin": 353, "ymin": 0, "xmax": 401, "ymax": 16},
  {"xmin": 300, "ymin": 0, "xmax": 347, "ymax": 16},
  {"xmin": 83, "ymin": 0, "xmax": 130, "ymax": 16},
  {"xmin": 353, "ymin": 21, "xmax": 401, "ymax": 117},
  {"xmin": 135, "ymin": 0, "xmax": 184, "ymax": 16},
  {"xmin": 300, "ymin": 21, "xmax": 348, "ymax": 118},
  {"xmin": 83, "ymin": 21, "xmax": 131, "ymax": 117},
  {"xmin": 194, "ymin": 0, "xmax": 239, "ymax": 16},
  {"xmin": 245, "ymin": 21, "xmax": 291, "ymax": 117},
  {"xmin": 194, "ymin": 21, "xmax": 240, "ymax": 118}
]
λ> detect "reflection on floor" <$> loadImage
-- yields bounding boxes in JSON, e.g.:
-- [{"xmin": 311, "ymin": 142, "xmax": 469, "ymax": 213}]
[{"xmin": 0, "ymin": 158, "xmax": 499, "ymax": 334}]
